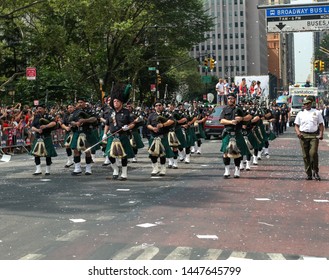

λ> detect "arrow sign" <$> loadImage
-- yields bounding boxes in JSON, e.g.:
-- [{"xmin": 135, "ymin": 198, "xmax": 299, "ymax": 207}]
[{"xmin": 276, "ymin": 22, "xmax": 286, "ymax": 30}]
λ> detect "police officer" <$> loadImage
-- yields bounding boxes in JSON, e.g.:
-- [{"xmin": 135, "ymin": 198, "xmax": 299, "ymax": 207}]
[{"xmin": 294, "ymin": 97, "xmax": 324, "ymax": 180}]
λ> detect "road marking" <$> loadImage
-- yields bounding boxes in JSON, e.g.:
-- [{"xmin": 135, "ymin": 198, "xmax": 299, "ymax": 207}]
[
  {"xmin": 268, "ymin": 253, "xmax": 286, "ymax": 260},
  {"xmin": 196, "ymin": 234, "xmax": 219, "ymax": 240},
  {"xmin": 69, "ymin": 218, "xmax": 86, "ymax": 223},
  {"xmin": 255, "ymin": 198, "xmax": 271, "ymax": 201},
  {"xmin": 165, "ymin": 247, "xmax": 192, "ymax": 260},
  {"xmin": 228, "ymin": 251, "xmax": 247, "ymax": 259},
  {"xmin": 258, "ymin": 222, "xmax": 274, "ymax": 227},
  {"xmin": 20, "ymin": 253, "xmax": 45, "ymax": 260},
  {"xmin": 56, "ymin": 230, "xmax": 87, "ymax": 241},
  {"xmin": 136, "ymin": 223, "xmax": 157, "ymax": 228},
  {"xmin": 314, "ymin": 199, "xmax": 329, "ymax": 203},
  {"xmin": 111, "ymin": 244, "xmax": 159, "ymax": 260},
  {"xmin": 201, "ymin": 249, "xmax": 223, "ymax": 260}
]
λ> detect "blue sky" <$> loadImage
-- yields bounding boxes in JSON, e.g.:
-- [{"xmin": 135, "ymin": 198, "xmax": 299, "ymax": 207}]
[{"xmin": 292, "ymin": 0, "xmax": 314, "ymax": 84}]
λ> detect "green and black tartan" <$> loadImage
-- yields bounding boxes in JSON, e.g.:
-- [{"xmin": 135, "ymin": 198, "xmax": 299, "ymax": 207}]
[
  {"xmin": 196, "ymin": 123, "xmax": 206, "ymax": 139},
  {"xmin": 245, "ymin": 129, "xmax": 261, "ymax": 150},
  {"xmin": 105, "ymin": 135, "xmax": 135, "ymax": 159},
  {"xmin": 131, "ymin": 129, "xmax": 145, "ymax": 149},
  {"xmin": 185, "ymin": 126, "xmax": 195, "ymax": 147},
  {"xmin": 148, "ymin": 134, "xmax": 175, "ymax": 158},
  {"xmin": 220, "ymin": 130, "xmax": 250, "ymax": 156},
  {"xmin": 175, "ymin": 127, "xmax": 187, "ymax": 148},
  {"xmin": 30, "ymin": 135, "xmax": 57, "ymax": 157},
  {"xmin": 70, "ymin": 130, "xmax": 99, "ymax": 150}
]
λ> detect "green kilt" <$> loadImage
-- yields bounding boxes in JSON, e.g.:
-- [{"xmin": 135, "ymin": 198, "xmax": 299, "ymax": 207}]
[
  {"xmin": 149, "ymin": 134, "xmax": 175, "ymax": 158},
  {"xmin": 184, "ymin": 126, "xmax": 195, "ymax": 147},
  {"xmin": 246, "ymin": 130, "xmax": 261, "ymax": 150},
  {"xmin": 253, "ymin": 126, "xmax": 265, "ymax": 149},
  {"xmin": 258, "ymin": 122, "xmax": 269, "ymax": 142},
  {"xmin": 131, "ymin": 130, "xmax": 145, "ymax": 149},
  {"xmin": 196, "ymin": 123, "xmax": 206, "ymax": 139},
  {"xmin": 175, "ymin": 127, "xmax": 187, "ymax": 148},
  {"xmin": 30, "ymin": 135, "xmax": 57, "ymax": 157},
  {"xmin": 70, "ymin": 130, "xmax": 99, "ymax": 150},
  {"xmin": 267, "ymin": 131, "xmax": 277, "ymax": 141},
  {"xmin": 220, "ymin": 131, "xmax": 250, "ymax": 156},
  {"xmin": 105, "ymin": 135, "xmax": 135, "ymax": 158}
]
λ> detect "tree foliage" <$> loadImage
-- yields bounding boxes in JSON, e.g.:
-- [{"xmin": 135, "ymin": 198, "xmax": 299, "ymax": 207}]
[{"xmin": 0, "ymin": 0, "xmax": 213, "ymax": 106}]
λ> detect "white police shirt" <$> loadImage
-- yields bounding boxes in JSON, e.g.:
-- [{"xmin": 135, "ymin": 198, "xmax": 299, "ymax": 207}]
[{"xmin": 295, "ymin": 108, "xmax": 324, "ymax": 133}]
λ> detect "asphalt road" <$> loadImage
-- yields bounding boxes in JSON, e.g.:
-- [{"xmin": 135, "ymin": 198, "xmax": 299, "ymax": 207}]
[{"xmin": 1, "ymin": 127, "xmax": 329, "ymax": 260}]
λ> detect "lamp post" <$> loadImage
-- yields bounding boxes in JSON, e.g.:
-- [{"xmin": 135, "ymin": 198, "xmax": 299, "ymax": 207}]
[{"xmin": 145, "ymin": 25, "xmax": 169, "ymax": 100}]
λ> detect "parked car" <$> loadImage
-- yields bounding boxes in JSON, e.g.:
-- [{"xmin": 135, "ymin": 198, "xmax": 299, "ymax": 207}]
[{"xmin": 204, "ymin": 106, "xmax": 225, "ymax": 139}]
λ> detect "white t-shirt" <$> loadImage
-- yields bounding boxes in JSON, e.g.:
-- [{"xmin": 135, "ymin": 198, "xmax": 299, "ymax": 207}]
[
  {"xmin": 215, "ymin": 82, "xmax": 224, "ymax": 95},
  {"xmin": 295, "ymin": 108, "xmax": 324, "ymax": 133}
]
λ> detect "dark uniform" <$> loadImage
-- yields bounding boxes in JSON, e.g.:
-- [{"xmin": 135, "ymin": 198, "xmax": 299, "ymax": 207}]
[
  {"xmin": 30, "ymin": 108, "xmax": 57, "ymax": 175},
  {"xmin": 147, "ymin": 102, "xmax": 175, "ymax": 176},
  {"xmin": 220, "ymin": 96, "xmax": 249, "ymax": 178}
]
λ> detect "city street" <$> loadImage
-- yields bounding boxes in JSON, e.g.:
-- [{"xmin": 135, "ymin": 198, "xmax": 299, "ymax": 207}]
[{"xmin": 1, "ymin": 127, "xmax": 329, "ymax": 260}]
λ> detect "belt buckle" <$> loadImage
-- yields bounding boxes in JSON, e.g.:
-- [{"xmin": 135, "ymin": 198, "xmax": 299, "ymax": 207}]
[{"xmin": 229, "ymin": 131, "xmax": 236, "ymax": 136}]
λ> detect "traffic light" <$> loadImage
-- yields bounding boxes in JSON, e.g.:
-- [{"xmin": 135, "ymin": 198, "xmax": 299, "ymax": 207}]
[
  {"xmin": 314, "ymin": 60, "xmax": 319, "ymax": 71},
  {"xmin": 204, "ymin": 58, "xmax": 209, "ymax": 68},
  {"xmin": 157, "ymin": 74, "xmax": 161, "ymax": 84},
  {"xmin": 210, "ymin": 58, "xmax": 215, "ymax": 70},
  {"xmin": 320, "ymin": 60, "xmax": 325, "ymax": 71}
]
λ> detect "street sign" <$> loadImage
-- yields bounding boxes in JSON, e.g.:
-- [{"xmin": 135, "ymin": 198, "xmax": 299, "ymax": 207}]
[
  {"xmin": 266, "ymin": 5, "xmax": 329, "ymax": 33},
  {"xmin": 202, "ymin": 75, "xmax": 211, "ymax": 84},
  {"xmin": 148, "ymin": 67, "xmax": 156, "ymax": 71},
  {"xmin": 150, "ymin": 84, "xmax": 156, "ymax": 92},
  {"xmin": 26, "ymin": 67, "xmax": 36, "ymax": 80}
]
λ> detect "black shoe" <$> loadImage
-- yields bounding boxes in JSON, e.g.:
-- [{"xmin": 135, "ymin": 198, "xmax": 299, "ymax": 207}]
[
  {"xmin": 45, "ymin": 173, "xmax": 50, "ymax": 176},
  {"xmin": 85, "ymin": 172, "xmax": 92, "ymax": 176},
  {"xmin": 64, "ymin": 163, "xmax": 74, "ymax": 168},
  {"xmin": 71, "ymin": 171, "xmax": 82, "ymax": 176},
  {"xmin": 119, "ymin": 177, "xmax": 127, "ymax": 181},
  {"xmin": 33, "ymin": 172, "xmax": 42, "ymax": 176},
  {"xmin": 168, "ymin": 165, "xmax": 172, "ymax": 169},
  {"xmin": 113, "ymin": 174, "xmax": 119, "ymax": 179},
  {"xmin": 102, "ymin": 163, "xmax": 110, "ymax": 166},
  {"xmin": 306, "ymin": 176, "xmax": 312, "ymax": 180}
]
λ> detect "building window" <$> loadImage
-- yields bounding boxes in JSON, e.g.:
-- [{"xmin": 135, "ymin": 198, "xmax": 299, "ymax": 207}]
[
  {"xmin": 224, "ymin": 34, "xmax": 227, "ymax": 39},
  {"xmin": 241, "ymin": 33, "xmax": 244, "ymax": 38},
  {"xmin": 235, "ymin": 33, "xmax": 239, "ymax": 38},
  {"xmin": 225, "ymin": 56, "xmax": 228, "ymax": 61},
  {"xmin": 240, "ymin": 22, "xmax": 244, "ymax": 27},
  {"xmin": 242, "ymin": 66, "xmax": 245, "ymax": 72},
  {"xmin": 241, "ymin": 55, "xmax": 245, "ymax": 60},
  {"xmin": 241, "ymin": 44, "xmax": 244, "ymax": 49},
  {"xmin": 235, "ymin": 44, "xmax": 239, "ymax": 49},
  {"xmin": 224, "ymin": 45, "xmax": 228, "ymax": 50},
  {"xmin": 230, "ymin": 45, "xmax": 233, "ymax": 50},
  {"xmin": 236, "ymin": 55, "xmax": 239, "ymax": 60},
  {"xmin": 235, "ymin": 22, "xmax": 238, "ymax": 28},
  {"xmin": 218, "ymin": 34, "xmax": 221, "ymax": 39}
]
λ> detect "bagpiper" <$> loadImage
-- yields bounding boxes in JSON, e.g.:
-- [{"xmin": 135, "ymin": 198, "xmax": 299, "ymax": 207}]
[
  {"xmin": 30, "ymin": 104, "xmax": 58, "ymax": 175},
  {"xmin": 103, "ymin": 84, "xmax": 135, "ymax": 180},
  {"xmin": 69, "ymin": 98, "xmax": 99, "ymax": 175},
  {"xmin": 147, "ymin": 100, "xmax": 175, "ymax": 176}
]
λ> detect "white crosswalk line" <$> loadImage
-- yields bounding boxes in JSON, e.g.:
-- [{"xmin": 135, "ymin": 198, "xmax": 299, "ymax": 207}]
[
  {"xmin": 201, "ymin": 249, "xmax": 223, "ymax": 260},
  {"xmin": 111, "ymin": 245, "xmax": 159, "ymax": 260},
  {"xmin": 165, "ymin": 246, "xmax": 192, "ymax": 260},
  {"xmin": 268, "ymin": 253, "xmax": 286, "ymax": 260},
  {"xmin": 20, "ymin": 254, "xmax": 45, "ymax": 260},
  {"xmin": 56, "ymin": 230, "xmax": 87, "ymax": 241},
  {"xmin": 227, "ymin": 251, "xmax": 247, "ymax": 259}
]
